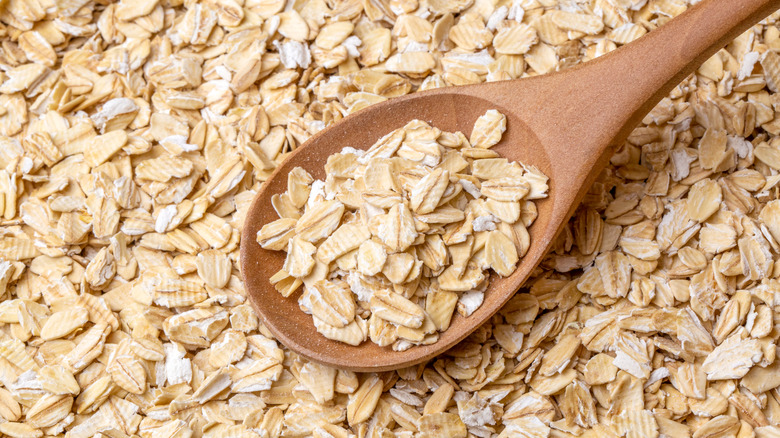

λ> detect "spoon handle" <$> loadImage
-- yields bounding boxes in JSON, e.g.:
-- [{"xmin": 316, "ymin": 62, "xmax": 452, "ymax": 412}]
[
  {"xmin": 574, "ymin": 0, "xmax": 780, "ymax": 153},
  {"xmin": 484, "ymin": 0, "xmax": 780, "ymax": 235}
]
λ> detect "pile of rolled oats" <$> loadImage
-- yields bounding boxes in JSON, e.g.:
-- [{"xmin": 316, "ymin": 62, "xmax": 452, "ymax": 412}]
[
  {"xmin": 257, "ymin": 109, "xmax": 548, "ymax": 349},
  {"xmin": 2, "ymin": 0, "xmax": 780, "ymax": 436}
]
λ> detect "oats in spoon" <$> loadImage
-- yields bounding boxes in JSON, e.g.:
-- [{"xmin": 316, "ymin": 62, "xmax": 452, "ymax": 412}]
[{"xmin": 257, "ymin": 110, "xmax": 548, "ymax": 350}]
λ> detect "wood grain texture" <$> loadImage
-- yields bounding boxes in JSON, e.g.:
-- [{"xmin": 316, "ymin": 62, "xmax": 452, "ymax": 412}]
[{"xmin": 241, "ymin": 0, "xmax": 780, "ymax": 372}]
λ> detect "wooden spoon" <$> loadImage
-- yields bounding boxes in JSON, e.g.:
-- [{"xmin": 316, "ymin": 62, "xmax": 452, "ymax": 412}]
[{"xmin": 241, "ymin": 0, "xmax": 780, "ymax": 372}]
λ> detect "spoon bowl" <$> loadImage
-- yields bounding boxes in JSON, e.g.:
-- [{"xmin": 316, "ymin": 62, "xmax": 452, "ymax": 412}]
[
  {"xmin": 241, "ymin": 0, "xmax": 780, "ymax": 371},
  {"xmin": 241, "ymin": 91, "xmax": 553, "ymax": 371}
]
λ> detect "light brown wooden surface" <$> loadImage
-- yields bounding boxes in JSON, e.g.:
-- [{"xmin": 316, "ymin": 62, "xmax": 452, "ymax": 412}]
[{"xmin": 241, "ymin": 0, "xmax": 780, "ymax": 372}]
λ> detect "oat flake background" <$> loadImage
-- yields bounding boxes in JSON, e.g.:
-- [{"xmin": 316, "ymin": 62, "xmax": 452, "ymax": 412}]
[{"xmin": 0, "ymin": 0, "xmax": 780, "ymax": 437}]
